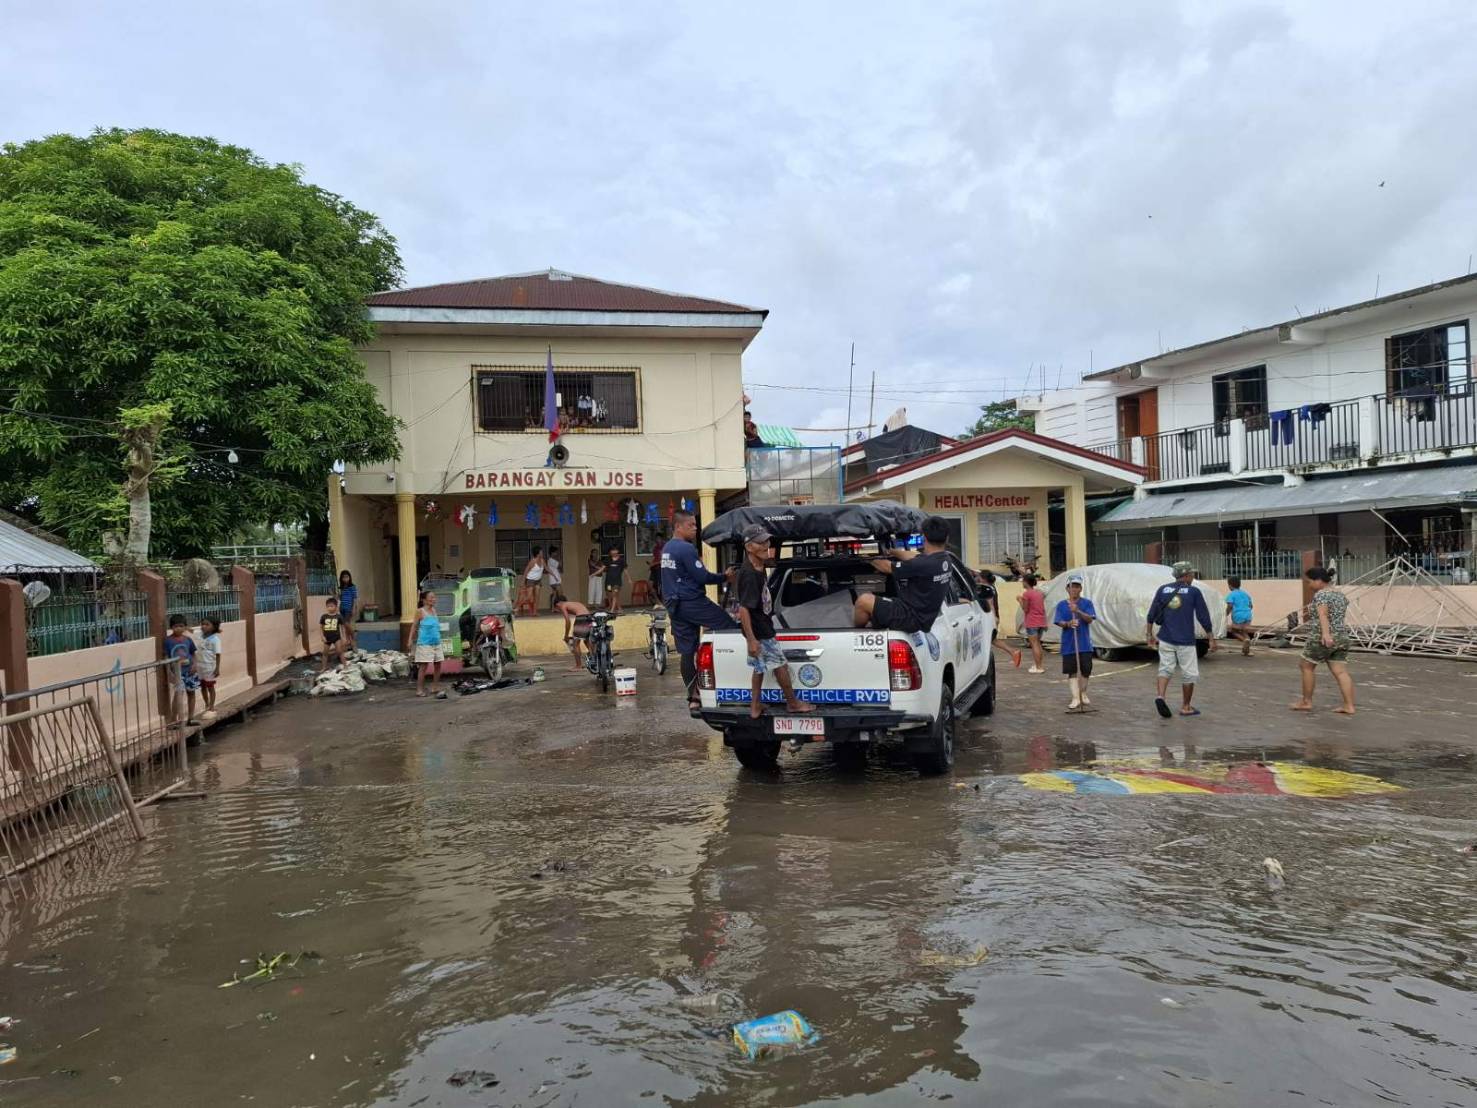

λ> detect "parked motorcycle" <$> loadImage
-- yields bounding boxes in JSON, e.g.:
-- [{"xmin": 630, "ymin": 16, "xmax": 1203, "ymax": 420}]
[
  {"xmin": 647, "ymin": 606, "xmax": 669, "ymax": 675},
  {"xmin": 472, "ymin": 613, "xmax": 509, "ymax": 680},
  {"xmin": 584, "ymin": 610, "xmax": 617, "ymax": 692}
]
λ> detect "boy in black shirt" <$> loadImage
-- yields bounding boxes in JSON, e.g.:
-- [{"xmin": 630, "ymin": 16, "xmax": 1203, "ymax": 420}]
[
  {"xmin": 319, "ymin": 596, "xmax": 346, "ymax": 671},
  {"xmin": 853, "ymin": 515, "xmax": 952, "ymax": 633},
  {"xmin": 737, "ymin": 525, "xmax": 815, "ymax": 721}
]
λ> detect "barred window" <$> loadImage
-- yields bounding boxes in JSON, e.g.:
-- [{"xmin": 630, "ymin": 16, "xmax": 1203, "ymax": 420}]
[
  {"xmin": 475, "ymin": 367, "xmax": 640, "ymax": 432},
  {"xmin": 977, "ymin": 511, "xmax": 1036, "ymax": 564}
]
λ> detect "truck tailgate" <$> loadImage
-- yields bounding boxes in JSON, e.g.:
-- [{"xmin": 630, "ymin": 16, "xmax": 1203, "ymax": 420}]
[{"xmin": 708, "ymin": 629, "xmax": 895, "ymax": 708}]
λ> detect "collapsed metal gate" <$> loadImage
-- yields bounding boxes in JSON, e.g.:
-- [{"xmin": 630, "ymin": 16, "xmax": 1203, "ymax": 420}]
[
  {"xmin": 2, "ymin": 659, "xmax": 189, "ymax": 879},
  {"xmin": 0, "ymin": 697, "xmax": 147, "ymax": 875}
]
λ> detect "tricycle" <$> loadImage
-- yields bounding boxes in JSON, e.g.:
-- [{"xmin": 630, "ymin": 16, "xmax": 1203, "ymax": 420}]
[{"xmin": 455, "ymin": 568, "xmax": 520, "ymax": 678}]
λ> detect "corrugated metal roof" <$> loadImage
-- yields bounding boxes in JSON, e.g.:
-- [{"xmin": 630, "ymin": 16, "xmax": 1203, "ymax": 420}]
[
  {"xmin": 0, "ymin": 518, "xmax": 98, "ymax": 573},
  {"xmin": 1097, "ymin": 464, "xmax": 1477, "ymax": 528},
  {"xmin": 367, "ymin": 269, "xmax": 762, "ymax": 314},
  {"xmin": 755, "ymin": 424, "xmax": 803, "ymax": 448}
]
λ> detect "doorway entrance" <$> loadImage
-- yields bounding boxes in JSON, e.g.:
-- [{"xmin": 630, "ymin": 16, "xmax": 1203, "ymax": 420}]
[{"xmin": 390, "ymin": 535, "xmax": 431, "ymax": 617}]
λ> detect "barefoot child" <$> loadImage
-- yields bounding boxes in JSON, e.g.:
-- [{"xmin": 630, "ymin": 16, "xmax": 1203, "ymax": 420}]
[
  {"xmin": 319, "ymin": 596, "xmax": 346, "ymax": 672},
  {"xmin": 197, "ymin": 615, "xmax": 224, "ymax": 719},
  {"xmin": 1224, "ymin": 576, "xmax": 1254, "ymax": 656},
  {"xmin": 1054, "ymin": 575, "xmax": 1097, "ymax": 713},
  {"xmin": 736, "ymin": 525, "xmax": 815, "ymax": 720},
  {"xmin": 164, "ymin": 614, "xmax": 200, "ymax": 727},
  {"xmin": 1291, "ymin": 567, "xmax": 1356, "ymax": 715},
  {"xmin": 556, "ymin": 598, "xmax": 592, "ymax": 671}
]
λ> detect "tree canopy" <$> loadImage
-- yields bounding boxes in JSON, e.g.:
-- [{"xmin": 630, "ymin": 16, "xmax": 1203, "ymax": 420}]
[
  {"xmin": 964, "ymin": 399, "xmax": 1034, "ymax": 438},
  {"xmin": 0, "ymin": 128, "xmax": 402, "ymax": 557}
]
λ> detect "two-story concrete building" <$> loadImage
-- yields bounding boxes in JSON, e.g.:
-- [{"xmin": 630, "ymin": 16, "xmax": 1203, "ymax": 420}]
[
  {"xmin": 328, "ymin": 269, "xmax": 764, "ymax": 644},
  {"xmin": 1020, "ymin": 274, "xmax": 1477, "ymax": 582}
]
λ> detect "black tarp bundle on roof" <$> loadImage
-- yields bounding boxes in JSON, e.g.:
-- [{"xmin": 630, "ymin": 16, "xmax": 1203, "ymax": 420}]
[
  {"xmin": 859, "ymin": 426, "xmax": 944, "ymax": 474},
  {"xmin": 702, "ymin": 501, "xmax": 929, "ymax": 545}
]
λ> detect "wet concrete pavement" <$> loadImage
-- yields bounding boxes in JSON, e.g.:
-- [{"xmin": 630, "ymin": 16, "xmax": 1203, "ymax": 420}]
[{"xmin": 1, "ymin": 648, "xmax": 1475, "ymax": 1106}]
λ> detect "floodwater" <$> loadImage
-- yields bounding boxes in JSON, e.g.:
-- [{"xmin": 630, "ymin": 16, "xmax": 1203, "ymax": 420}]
[{"xmin": 1, "ymin": 652, "xmax": 1475, "ymax": 1106}]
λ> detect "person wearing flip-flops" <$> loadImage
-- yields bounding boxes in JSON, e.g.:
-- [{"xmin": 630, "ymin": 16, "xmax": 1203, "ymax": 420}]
[
  {"xmin": 1053, "ymin": 574, "xmax": 1098, "ymax": 712},
  {"xmin": 1146, "ymin": 561, "xmax": 1217, "ymax": 718}
]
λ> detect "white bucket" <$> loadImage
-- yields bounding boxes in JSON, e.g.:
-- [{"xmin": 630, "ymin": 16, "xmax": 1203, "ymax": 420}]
[{"xmin": 614, "ymin": 667, "xmax": 638, "ymax": 696}]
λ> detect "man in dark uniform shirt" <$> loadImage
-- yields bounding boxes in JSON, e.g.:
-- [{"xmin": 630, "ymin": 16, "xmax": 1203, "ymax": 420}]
[{"xmin": 853, "ymin": 515, "xmax": 952, "ymax": 634}]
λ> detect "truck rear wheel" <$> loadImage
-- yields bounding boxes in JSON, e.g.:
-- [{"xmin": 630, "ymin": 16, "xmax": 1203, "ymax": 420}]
[
  {"xmin": 733, "ymin": 741, "xmax": 780, "ymax": 770},
  {"xmin": 913, "ymin": 683, "xmax": 955, "ymax": 775}
]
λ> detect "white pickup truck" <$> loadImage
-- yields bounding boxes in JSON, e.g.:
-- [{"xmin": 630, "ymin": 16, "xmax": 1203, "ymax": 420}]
[{"xmin": 694, "ymin": 502, "xmax": 997, "ymax": 775}]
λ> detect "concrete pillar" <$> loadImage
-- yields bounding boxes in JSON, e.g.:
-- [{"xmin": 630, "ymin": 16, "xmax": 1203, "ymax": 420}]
[
  {"xmin": 1228, "ymin": 418, "xmax": 1247, "ymax": 475},
  {"xmin": 0, "ymin": 578, "xmax": 36, "ymax": 774},
  {"xmin": 396, "ymin": 492, "xmax": 417, "ymax": 649},
  {"xmin": 1063, "ymin": 481, "xmax": 1088, "ymax": 570},
  {"xmin": 327, "ymin": 473, "xmax": 347, "ymax": 570},
  {"xmin": 698, "ymin": 488, "xmax": 718, "ymax": 601},
  {"xmin": 232, "ymin": 566, "xmax": 258, "ymax": 685},
  {"xmin": 1357, "ymin": 396, "xmax": 1379, "ymax": 461}
]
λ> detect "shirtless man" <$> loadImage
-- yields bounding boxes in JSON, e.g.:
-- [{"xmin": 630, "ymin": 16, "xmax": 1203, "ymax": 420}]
[{"xmin": 555, "ymin": 598, "xmax": 592, "ymax": 671}]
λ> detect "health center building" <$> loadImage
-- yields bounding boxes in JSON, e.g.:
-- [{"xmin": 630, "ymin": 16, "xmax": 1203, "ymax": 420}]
[{"xmin": 328, "ymin": 269, "xmax": 765, "ymax": 644}]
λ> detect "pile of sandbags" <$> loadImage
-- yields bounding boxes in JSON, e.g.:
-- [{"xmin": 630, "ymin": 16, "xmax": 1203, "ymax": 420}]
[{"xmin": 309, "ymin": 649, "xmax": 413, "ymax": 696}]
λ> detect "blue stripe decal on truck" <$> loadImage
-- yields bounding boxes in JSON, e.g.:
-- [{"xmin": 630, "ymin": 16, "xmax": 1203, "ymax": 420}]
[{"xmin": 716, "ymin": 688, "xmax": 892, "ymax": 705}]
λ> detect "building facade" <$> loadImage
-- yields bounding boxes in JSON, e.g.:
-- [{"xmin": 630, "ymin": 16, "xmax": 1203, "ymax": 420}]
[
  {"xmin": 329, "ymin": 270, "xmax": 764, "ymax": 640},
  {"xmin": 1019, "ymin": 274, "xmax": 1477, "ymax": 581}
]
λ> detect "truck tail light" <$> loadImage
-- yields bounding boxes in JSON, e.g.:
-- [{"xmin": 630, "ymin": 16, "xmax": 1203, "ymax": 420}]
[
  {"xmin": 887, "ymin": 639, "xmax": 922, "ymax": 691},
  {"xmin": 697, "ymin": 642, "xmax": 716, "ymax": 690}
]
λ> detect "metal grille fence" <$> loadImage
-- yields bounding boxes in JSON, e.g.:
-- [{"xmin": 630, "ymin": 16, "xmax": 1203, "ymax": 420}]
[
  {"xmin": 1374, "ymin": 384, "xmax": 1477, "ymax": 457},
  {"xmin": 254, "ymin": 574, "xmax": 298, "ymax": 614},
  {"xmin": 307, "ymin": 568, "xmax": 337, "ymax": 596},
  {"xmin": 166, "ymin": 584, "xmax": 241, "ymax": 625},
  {"xmin": 25, "ymin": 590, "xmax": 151, "ymax": 657},
  {"xmin": 1144, "ymin": 425, "xmax": 1230, "ymax": 482},
  {"xmin": 1, "ymin": 696, "xmax": 148, "ymax": 877},
  {"xmin": 1244, "ymin": 400, "xmax": 1361, "ymax": 471}
]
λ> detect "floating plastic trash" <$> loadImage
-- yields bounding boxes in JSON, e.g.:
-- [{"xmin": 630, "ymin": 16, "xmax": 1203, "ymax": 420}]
[
  {"xmin": 918, "ymin": 944, "xmax": 990, "ymax": 968},
  {"xmin": 732, "ymin": 1010, "xmax": 819, "ymax": 1058},
  {"xmin": 0, "ymin": 1045, "xmax": 16, "ymax": 1064}
]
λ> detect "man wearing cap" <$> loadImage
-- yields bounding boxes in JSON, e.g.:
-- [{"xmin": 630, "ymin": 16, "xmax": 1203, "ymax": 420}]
[
  {"xmin": 1146, "ymin": 561, "xmax": 1217, "ymax": 718},
  {"xmin": 1053, "ymin": 574, "xmax": 1098, "ymax": 712},
  {"xmin": 661, "ymin": 509, "xmax": 737, "ymax": 709},
  {"xmin": 735, "ymin": 525, "xmax": 815, "ymax": 720}
]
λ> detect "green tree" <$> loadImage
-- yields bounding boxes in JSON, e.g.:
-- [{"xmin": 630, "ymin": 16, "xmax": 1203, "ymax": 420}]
[
  {"xmin": 0, "ymin": 128, "xmax": 402, "ymax": 557},
  {"xmin": 964, "ymin": 399, "xmax": 1034, "ymax": 438}
]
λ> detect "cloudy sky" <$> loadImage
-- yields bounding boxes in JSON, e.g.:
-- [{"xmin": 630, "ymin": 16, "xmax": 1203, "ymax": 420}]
[{"xmin": 6, "ymin": 1, "xmax": 1477, "ymax": 442}]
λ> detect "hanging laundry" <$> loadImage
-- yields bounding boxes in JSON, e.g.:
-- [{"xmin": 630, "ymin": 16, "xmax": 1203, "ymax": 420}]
[{"xmin": 1269, "ymin": 410, "xmax": 1295, "ymax": 446}]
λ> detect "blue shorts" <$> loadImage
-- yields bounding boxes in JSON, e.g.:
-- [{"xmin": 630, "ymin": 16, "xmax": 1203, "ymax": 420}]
[
  {"xmin": 174, "ymin": 672, "xmax": 201, "ymax": 693},
  {"xmin": 1023, "ymin": 627, "xmax": 1045, "ymax": 638},
  {"xmin": 747, "ymin": 638, "xmax": 788, "ymax": 674}
]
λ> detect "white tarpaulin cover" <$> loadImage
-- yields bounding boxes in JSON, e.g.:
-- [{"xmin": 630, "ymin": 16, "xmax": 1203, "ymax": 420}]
[{"xmin": 1025, "ymin": 563, "xmax": 1227, "ymax": 651}]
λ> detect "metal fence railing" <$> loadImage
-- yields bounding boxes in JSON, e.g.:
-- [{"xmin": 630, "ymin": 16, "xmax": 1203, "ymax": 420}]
[
  {"xmin": 253, "ymin": 575, "xmax": 298, "ymax": 614},
  {"xmin": 1244, "ymin": 399, "xmax": 1362, "ymax": 472},
  {"xmin": 306, "ymin": 568, "xmax": 337, "ymax": 596},
  {"xmin": 1374, "ymin": 384, "xmax": 1477, "ymax": 458},
  {"xmin": 165, "ymin": 585, "xmax": 241, "ymax": 626},
  {"xmin": 25, "ymin": 591, "xmax": 152, "ymax": 657},
  {"xmin": 1082, "ymin": 439, "xmax": 1134, "ymax": 464},
  {"xmin": 1143, "ymin": 424, "xmax": 1230, "ymax": 483}
]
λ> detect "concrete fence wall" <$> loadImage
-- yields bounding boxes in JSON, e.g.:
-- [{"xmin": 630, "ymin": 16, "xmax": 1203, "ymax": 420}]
[{"xmin": 0, "ymin": 557, "xmax": 339, "ymax": 708}]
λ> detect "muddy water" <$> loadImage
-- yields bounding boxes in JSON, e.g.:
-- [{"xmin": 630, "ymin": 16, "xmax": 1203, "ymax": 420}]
[{"xmin": 1, "ymin": 656, "xmax": 1475, "ymax": 1106}]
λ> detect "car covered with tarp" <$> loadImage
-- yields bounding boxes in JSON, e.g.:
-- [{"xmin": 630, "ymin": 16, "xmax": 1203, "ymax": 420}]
[{"xmin": 1026, "ymin": 563, "xmax": 1226, "ymax": 660}]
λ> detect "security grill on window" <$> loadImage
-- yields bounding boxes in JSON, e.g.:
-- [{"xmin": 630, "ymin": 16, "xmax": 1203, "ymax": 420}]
[
  {"xmin": 1386, "ymin": 322, "xmax": 1470, "ymax": 397},
  {"xmin": 1212, "ymin": 365, "xmax": 1268, "ymax": 431},
  {"xmin": 495, "ymin": 529, "xmax": 563, "ymax": 570},
  {"xmin": 475, "ymin": 367, "xmax": 640, "ymax": 432},
  {"xmin": 977, "ymin": 512, "xmax": 1036, "ymax": 565}
]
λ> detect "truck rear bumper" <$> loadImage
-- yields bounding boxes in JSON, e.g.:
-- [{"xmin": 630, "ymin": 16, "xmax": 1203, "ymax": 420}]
[{"xmin": 698, "ymin": 705, "xmax": 930, "ymax": 742}]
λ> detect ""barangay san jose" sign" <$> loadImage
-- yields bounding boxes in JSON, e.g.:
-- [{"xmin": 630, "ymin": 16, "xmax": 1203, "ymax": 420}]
[{"xmin": 464, "ymin": 468, "xmax": 648, "ymax": 490}]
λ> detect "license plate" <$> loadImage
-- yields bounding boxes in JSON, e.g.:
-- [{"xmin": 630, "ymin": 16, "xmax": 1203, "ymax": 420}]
[{"xmin": 773, "ymin": 717, "xmax": 825, "ymax": 736}]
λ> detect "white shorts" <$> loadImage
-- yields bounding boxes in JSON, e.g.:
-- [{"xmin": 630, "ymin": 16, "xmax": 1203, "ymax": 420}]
[
  {"xmin": 1157, "ymin": 641, "xmax": 1199, "ymax": 682},
  {"xmin": 414, "ymin": 644, "xmax": 445, "ymax": 664}
]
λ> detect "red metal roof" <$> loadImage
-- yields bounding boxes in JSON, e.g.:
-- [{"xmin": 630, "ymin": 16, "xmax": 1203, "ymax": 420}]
[
  {"xmin": 367, "ymin": 269, "xmax": 763, "ymax": 315},
  {"xmin": 845, "ymin": 428, "xmax": 1145, "ymax": 493}
]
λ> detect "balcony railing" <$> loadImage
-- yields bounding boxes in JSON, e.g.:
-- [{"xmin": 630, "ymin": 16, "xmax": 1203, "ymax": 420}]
[
  {"xmin": 1143, "ymin": 424, "xmax": 1231, "ymax": 483},
  {"xmin": 1244, "ymin": 398, "xmax": 1361, "ymax": 471},
  {"xmin": 1374, "ymin": 383, "xmax": 1477, "ymax": 458},
  {"xmin": 1088, "ymin": 387, "xmax": 1477, "ymax": 485}
]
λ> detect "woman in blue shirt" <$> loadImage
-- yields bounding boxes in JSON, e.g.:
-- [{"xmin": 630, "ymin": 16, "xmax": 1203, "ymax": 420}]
[{"xmin": 414, "ymin": 589, "xmax": 444, "ymax": 697}]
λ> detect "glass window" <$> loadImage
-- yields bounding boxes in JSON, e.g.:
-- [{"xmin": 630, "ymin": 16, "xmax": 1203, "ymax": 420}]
[
  {"xmin": 494, "ymin": 529, "xmax": 563, "ymax": 570},
  {"xmin": 977, "ymin": 512, "xmax": 1037, "ymax": 565},
  {"xmin": 1212, "ymin": 365, "xmax": 1268, "ymax": 427},
  {"xmin": 1387, "ymin": 321, "xmax": 1470, "ymax": 395}
]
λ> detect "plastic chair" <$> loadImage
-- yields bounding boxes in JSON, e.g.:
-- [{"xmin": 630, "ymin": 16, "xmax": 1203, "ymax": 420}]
[
  {"xmin": 630, "ymin": 580, "xmax": 654, "ymax": 607},
  {"xmin": 514, "ymin": 587, "xmax": 539, "ymax": 617}
]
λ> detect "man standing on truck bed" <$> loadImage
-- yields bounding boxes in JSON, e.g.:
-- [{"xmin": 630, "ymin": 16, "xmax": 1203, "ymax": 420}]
[
  {"xmin": 736, "ymin": 524, "xmax": 815, "ymax": 720},
  {"xmin": 662, "ymin": 509, "xmax": 738, "ymax": 709},
  {"xmin": 853, "ymin": 515, "xmax": 952, "ymax": 644}
]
